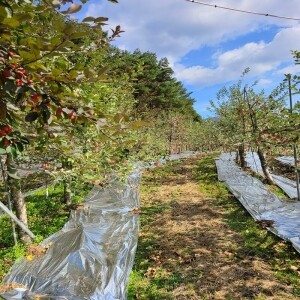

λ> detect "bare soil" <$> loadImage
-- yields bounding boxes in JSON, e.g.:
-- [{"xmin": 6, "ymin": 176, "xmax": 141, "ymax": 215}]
[{"xmin": 138, "ymin": 155, "xmax": 300, "ymax": 299}]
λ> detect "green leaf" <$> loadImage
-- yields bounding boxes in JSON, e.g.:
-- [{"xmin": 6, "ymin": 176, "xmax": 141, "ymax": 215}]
[
  {"xmin": 27, "ymin": 62, "xmax": 48, "ymax": 72},
  {"xmin": 69, "ymin": 32, "xmax": 89, "ymax": 40},
  {"xmin": 15, "ymin": 85, "xmax": 29, "ymax": 94},
  {"xmin": 94, "ymin": 17, "xmax": 109, "ymax": 23},
  {"xmin": 2, "ymin": 17, "xmax": 20, "ymax": 28},
  {"xmin": 62, "ymin": 23, "xmax": 76, "ymax": 36},
  {"xmin": 113, "ymin": 113, "xmax": 124, "ymax": 123},
  {"xmin": 7, "ymin": 172, "xmax": 20, "ymax": 179},
  {"xmin": 84, "ymin": 67, "xmax": 96, "ymax": 79},
  {"xmin": 25, "ymin": 111, "xmax": 39, "ymax": 122},
  {"xmin": 129, "ymin": 121, "xmax": 151, "ymax": 129},
  {"xmin": 15, "ymin": 142, "xmax": 24, "ymax": 152},
  {"xmin": 6, "ymin": 145, "xmax": 18, "ymax": 158},
  {"xmin": 0, "ymin": 148, "xmax": 6, "ymax": 154},
  {"xmin": 14, "ymin": 12, "xmax": 34, "ymax": 22},
  {"xmin": 7, "ymin": 163, "xmax": 17, "ymax": 173},
  {"xmin": 69, "ymin": 70, "xmax": 78, "ymax": 79},
  {"xmin": 56, "ymin": 40, "xmax": 75, "ymax": 51},
  {"xmin": 4, "ymin": 80, "xmax": 17, "ymax": 93},
  {"xmin": 74, "ymin": 63, "xmax": 84, "ymax": 70},
  {"xmin": 50, "ymin": 36, "xmax": 63, "ymax": 46},
  {"xmin": 82, "ymin": 16, "xmax": 95, "ymax": 22},
  {"xmin": 52, "ymin": 68, "xmax": 63, "ymax": 77},
  {"xmin": 0, "ymin": 7, "xmax": 10, "ymax": 19},
  {"xmin": 18, "ymin": 50, "xmax": 36, "ymax": 61},
  {"xmin": 42, "ymin": 109, "xmax": 51, "ymax": 123},
  {"xmin": 20, "ymin": 137, "xmax": 29, "ymax": 144},
  {"xmin": 98, "ymin": 67, "xmax": 109, "ymax": 76}
]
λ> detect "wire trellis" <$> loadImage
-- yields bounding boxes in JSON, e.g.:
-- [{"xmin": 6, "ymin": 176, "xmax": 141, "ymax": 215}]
[{"xmin": 185, "ymin": 0, "xmax": 300, "ymax": 21}]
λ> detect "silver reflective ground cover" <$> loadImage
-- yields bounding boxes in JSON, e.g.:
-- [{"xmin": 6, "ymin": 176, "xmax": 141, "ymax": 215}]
[
  {"xmin": 168, "ymin": 151, "xmax": 199, "ymax": 161},
  {"xmin": 245, "ymin": 152, "xmax": 298, "ymax": 199},
  {"xmin": 1, "ymin": 172, "xmax": 141, "ymax": 300},
  {"xmin": 276, "ymin": 156, "xmax": 295, "ymax": 166},
  {"xmin": 216, "ymin": 153, "xmax": 300, "ymax": 253}
]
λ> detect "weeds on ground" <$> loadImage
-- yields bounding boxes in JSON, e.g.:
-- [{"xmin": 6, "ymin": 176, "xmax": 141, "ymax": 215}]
[
  {"xmin": 195, "ymin": 155, "xmax": 228, "ymax": 199},
  {"xmin": 128, "ymin": 161, "xmax": 180, "ymax": 299},
  {"xmin": 246, "ymin": 169, "xmax": 290, "ymax": 201},
  {"xmin": 204, "ymin": 165, "xmax": 300, "ymax": 296},
  {"xmin": 266, "ymin": 184, "xmax": 290, "ymax": 201},
  {"xmin": 198, "ymin": 155, "xmax": 300, "ymax": 296},
  {"xmin": 142, "ymin": 160, "xmax": 182, "ymax": 186},
  {"xmin": 129, "ymin": 154, "xmax": 300, "ymax": 299},
  {"xmin": 0, "ymin": 181, "xmax": 91, "ymax": 282},
  {"xmin": 224, "ymin": 200, "xmax": 300, "ymax": 296}
]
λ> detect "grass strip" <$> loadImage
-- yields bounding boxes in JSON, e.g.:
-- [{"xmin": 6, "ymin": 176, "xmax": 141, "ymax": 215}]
[{"xmin": 128, "ymin": 154, "xmax": 300, "ymax": 299}]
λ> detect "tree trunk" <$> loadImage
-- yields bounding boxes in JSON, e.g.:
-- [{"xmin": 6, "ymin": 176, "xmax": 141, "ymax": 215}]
[
  {"xmin": 6, "ymin": 156, "xmax": 31, "ymax": 244},
  {"xmin": 237, "ymin": 144, "xmax": 247, "ymax": 169},
  {"xmin": 168, "ymin": 129, "xmax": 173, "ymax": 155},
  {"xmin": 257, "ymin": 146, "xmax": 275, "ymax": 185},
  {"xmin": 63, "ymin": 180, "xmax": 72, "ymax": 206}
]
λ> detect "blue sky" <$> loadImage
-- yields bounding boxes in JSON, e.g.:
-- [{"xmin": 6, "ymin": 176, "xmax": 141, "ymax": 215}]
[{"xmin": 75, "ymin": 0, "xmax": 300, "ymax": 117}]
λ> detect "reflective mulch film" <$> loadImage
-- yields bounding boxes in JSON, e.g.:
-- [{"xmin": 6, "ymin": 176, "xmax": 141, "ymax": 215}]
[
  {"xmin": 276, "ymin": 156, "xmax": 295, "ymax": 167},
  {"xmin": 245, "ymin": 152, "xmax": 298, "ymax": 199},
  {"xmin": 216, "ymin": 153, "xmax": 300, "ymax": 253},
  {"xmin": 1, "ymin": 172, "xmax": 141, "ymax": 300},
  {"xmin": 1, "ymin": 152, "xmax": 202, "ymax": 300},
  {"xmin": 169, "ymin": 151, "xmax": 200, "ymax": 161}
]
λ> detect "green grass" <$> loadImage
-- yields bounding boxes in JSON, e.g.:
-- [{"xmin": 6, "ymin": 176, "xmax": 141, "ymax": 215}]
[
  {"xmin": 202, "ymin": 155, "xmax": 300, "ymax": 296},
  {"xmin": 128, "ymin": 156, "xmax": 231, "ymax": 299},
  {"xmin": 0, "ymin": 180, "xmax": 92, "ymax": 282},
  {"xmin": 128, "ymin": 271, "xmax": 174, "ymax": 300},
  {"xmin": 195, "ymin": 155, "xmax": 229, "ymax": 199},
  {"xmin": 267, "ymin": 184, "xmax": 290, "ymax": 201},
  {"xmin": 246, "ymin": 169, "xmax": 290, "ymax": 201},
  {"xmin": 128, "ymin": 154, "xmax": 300, "ymax": 299},
  {"xmin": 128, "ymin": 207, "xmax": 176, "ymax": 299},
  {"xmin": 128, "ymin": 161, "xmax": 181, "ymax": 299},
  {"xmin": 223, "ymin": 198, "xmax": 300, "ymax": 296}
]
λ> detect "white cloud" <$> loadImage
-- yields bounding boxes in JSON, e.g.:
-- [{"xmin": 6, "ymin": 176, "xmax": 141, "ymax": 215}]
[
  {"xmin": 275, "ymin": 64, "xmax": 300, "ymax": 75},
  {"xmin": 84, "ymin": 0, "xmax": 300, "ymax": 90},
  {"xmin": 85, "ymin": 0, "xmax": 300, "ymax": 58},
  {"xmin": 256, "ymin": 78, "xmax": 272, "ymax": 87},
  {"xmin": 175, "ymin": 25, "xmax": 300, "ymax": 87}
]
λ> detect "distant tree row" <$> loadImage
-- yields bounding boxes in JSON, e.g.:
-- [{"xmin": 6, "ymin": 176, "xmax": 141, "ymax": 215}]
[{"xmin": 208, "ymin": 65, "xmax": 300, "ymax": 184}]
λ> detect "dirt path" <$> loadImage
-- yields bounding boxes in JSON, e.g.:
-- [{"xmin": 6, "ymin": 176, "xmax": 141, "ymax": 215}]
[{"xmin": 129, "ymin": 155, "xmax": 300, "ymax": 300}]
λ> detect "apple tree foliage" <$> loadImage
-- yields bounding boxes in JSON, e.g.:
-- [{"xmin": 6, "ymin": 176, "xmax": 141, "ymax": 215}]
[
  {"xmin": 209, "ymin": 66, "xmax": 300, "ymax": 183},
  {"xmin": 0, "ymin": 0, "xmax": 141, "ymax": 241}
]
